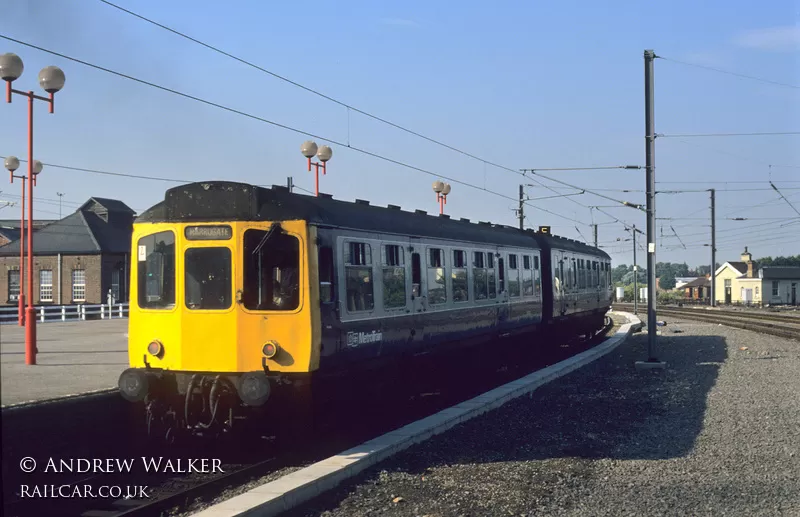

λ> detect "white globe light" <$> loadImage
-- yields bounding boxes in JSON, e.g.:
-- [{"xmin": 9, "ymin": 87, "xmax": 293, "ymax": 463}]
[
  {"xmin": 317, "ymin": 145, "xmax": 332, "ymax": 162},
  {"xmin": 32, "ymin": 160, "xmax": 43, "ymax": 174},
  {"xmin": 0, "ymin": 53, "xmax": 24, "ymax": 81},
  {"xmin": 301, "ymin": 140, "xmax": 318, "ymax": 158},
  {"xmin": 442, "ymin": 183, "xmax": 451, "ymax": 195},
  {"xmin": 432, "ymin": 181, "xmax": 444, "ymax": 193},
  {"xmin": 4, "ymin": 156, "xmax": 20, "ymax": 172},
  {"xmin": 38, "ymin": 66, "xmax": 66, "ymax": 93}
]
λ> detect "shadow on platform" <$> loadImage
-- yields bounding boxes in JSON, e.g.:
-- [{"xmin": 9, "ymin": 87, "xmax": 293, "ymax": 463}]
[{"xmin": 286, "ymin": 333, "xmax": 729, "ymax": 516}]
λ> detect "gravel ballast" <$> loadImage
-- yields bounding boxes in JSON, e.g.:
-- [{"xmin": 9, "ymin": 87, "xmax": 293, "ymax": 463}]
[{"xmin": 285, "ymin": 317, "xmax": 800, "ymax": 517}]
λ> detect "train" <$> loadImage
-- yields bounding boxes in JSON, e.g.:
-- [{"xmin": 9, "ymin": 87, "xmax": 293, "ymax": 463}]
[{"xmin": 117, "ymin": 181, "xmax": 613, "ymax": 440}]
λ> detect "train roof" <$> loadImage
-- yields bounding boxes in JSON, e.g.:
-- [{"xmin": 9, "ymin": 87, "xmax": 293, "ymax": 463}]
[{"xmin": 136, "ymin": 181, "xmax": 606, "ymax": 257}]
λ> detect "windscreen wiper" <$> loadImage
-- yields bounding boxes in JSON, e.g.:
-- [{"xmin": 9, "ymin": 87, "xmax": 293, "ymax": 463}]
[{"xmin": 253, "ymin": 222, "xmax": 282, "ymax": 255}]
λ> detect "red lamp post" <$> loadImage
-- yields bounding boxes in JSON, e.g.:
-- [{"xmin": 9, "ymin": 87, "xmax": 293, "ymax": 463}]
[
  {"xmin": 300, "ymin": 140, "xmax": 333, "ymax": 196},
  {"xmin": 4, "ymin": 156, "xmax": 42, "ymax": 326},
  {"xmin": 1, "ymin": 52, "xmax": 66, "ymax": 366},
  {"xmin": 432, "ymin": 181, "xmax": 451, "ymax": 215}
]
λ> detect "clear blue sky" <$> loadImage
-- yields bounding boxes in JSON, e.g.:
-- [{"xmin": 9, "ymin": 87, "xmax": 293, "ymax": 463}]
[{"xmin": 1, "ymin": 0, "xmax": 798, "ymax": 268}]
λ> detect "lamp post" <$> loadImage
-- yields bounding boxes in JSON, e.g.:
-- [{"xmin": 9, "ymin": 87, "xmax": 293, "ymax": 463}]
[
  {"xmin": 1, "ymin": 52, "xmax": 65, "ymax": 366},
  {"xmin": 432, "ymin": 181, "xmax": 451, "ymax": 215},
  {"xmin": 300, "ymin": 140, "xmax": 333, "ymax": 196},
  {"xmin": 4, "ymin": 156, "xmax": 42, "ymax": 326}
]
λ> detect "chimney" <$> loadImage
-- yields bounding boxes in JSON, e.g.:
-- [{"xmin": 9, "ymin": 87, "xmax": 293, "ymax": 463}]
[{"xmin": 741, "ymin": 246, "xmax": 754, "ymax": 278}]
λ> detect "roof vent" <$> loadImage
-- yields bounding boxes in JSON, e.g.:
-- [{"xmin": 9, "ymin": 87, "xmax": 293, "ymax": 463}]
[
  {"xmin": 387, "ymin": 204, "xmax": 401, "ymax": 210},
  {"xmin": 318, "ymin": 193, "xmax": 333, "ymax": 199},
  {"xmin": 460, "ymin": 218, "xmax": 471, "ymax": 223},
  {"xmin": 479, "ymin": 221, "xmax": 491, "ymax": 226},
  {"xmin": 439, "ymin": 214, "xmax": 450, "ymax": 219},
  {"xmin": 272, "ymin": 185, "xmax": 289, "ymax": 192},
  {"xmin": 355, "ymin": 199, "xmax": 370, "ymax": 205},
  {"xmin": 415, "ymin": 209, "xmax": 427, "ymax": 215}
]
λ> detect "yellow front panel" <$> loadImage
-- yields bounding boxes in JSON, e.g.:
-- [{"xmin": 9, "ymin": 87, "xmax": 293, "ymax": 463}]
[{"xmin": 128, "ymin": 220, "xmax": 318, "ymax": 374}]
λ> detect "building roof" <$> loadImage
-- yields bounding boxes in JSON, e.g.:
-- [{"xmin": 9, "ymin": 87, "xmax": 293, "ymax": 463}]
[
  {"xmin": 759, "ymin": 266, "xmax": 800, "ymax": 280},
  {"xmin": 682, "ymin": 277, "xmax": 710, "ymax": 288},
  {"xmin": 727, "ymin": 262, "xmax": 748, "ymax": 274},
  {"xmin": 0, "ymin": 198, "xmax": 134, "ymax": 256},
  {"xmin": 79, "ymin": 197, "xmax": 136, "ymax": 215}
]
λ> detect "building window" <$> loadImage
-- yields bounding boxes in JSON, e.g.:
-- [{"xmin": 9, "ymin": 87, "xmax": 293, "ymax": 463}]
[
  {"xmin": 382, "ymin": 244, "xmax": 406, "ymax": 309},
  {"xmin": 72, "ymin": 269, "xmax": 86, "ymax": 302},
  {"xmin": 40, "ymin": 269, "xmax": 53, "ymax": 302},
  {"xmin": 755, "ymin": 286, "xmax": 759, "ymax": 296},
  {"xmin": 724, "ymin": 279, "xmax": 731, "ymax": 288},
  {"xmin": 8, "ymin": 270, "xmax": 20, "ymax": 301},
  {"xmin": 427, "ymin": 247, "xmax": 446, "ymax": 305},
  {"xmin": 772, "ymin": 281, "xmax": 779, "ymax": 297},
  {"xmin": 345, "ymin": 241, "xmax": 374, "ymax": 312},
  {"xmin": 110, "ymin": 269, "xmax": 120, "ymax": 304}
]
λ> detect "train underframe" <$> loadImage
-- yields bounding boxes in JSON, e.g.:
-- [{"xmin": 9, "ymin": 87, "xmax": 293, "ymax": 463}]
[{"xmin": 120, "ymin": 309, "xmax": 610, "ymax": 443}]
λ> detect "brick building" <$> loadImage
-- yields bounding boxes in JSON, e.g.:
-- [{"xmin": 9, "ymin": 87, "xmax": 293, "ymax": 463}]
[
  {"xmin": 0, "ymin": 198, "xmax": 134, "ymax": 306},
  {"xmin": 681, "ymin": 276, "xmax": 710, "ymax": 301}
]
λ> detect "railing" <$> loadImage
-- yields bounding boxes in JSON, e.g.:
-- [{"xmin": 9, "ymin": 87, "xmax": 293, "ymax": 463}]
[{"xmin": 0, "ymin": 302, "xmax": 129, "ymax": 325}]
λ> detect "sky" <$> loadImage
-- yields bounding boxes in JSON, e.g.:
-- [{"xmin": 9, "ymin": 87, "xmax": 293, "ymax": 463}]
[{"xmin": 0, "ymin": 0, "xmax": 798, "ymax": 269}]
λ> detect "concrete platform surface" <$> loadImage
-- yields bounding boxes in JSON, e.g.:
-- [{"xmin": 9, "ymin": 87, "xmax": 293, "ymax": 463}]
[{"xmin": 0, "ymin": 320, "xmax": 128, "ymax": 407}]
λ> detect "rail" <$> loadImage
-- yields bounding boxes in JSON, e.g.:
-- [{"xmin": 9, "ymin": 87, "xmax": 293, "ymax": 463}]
[{"xmin": 0, "ymin": 302, "xmax": 129, "ymax": 325}]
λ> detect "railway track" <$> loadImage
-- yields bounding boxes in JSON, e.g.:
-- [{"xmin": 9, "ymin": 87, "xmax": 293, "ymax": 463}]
[{"xmin": 613, "ymin": 304, "xmax": 800, "ymax": 341}]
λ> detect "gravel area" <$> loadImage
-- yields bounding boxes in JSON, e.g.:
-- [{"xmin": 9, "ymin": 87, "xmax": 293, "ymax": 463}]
[{"xmin": 285, "ymin": 317, "xmax": 800, "ymax": 517}]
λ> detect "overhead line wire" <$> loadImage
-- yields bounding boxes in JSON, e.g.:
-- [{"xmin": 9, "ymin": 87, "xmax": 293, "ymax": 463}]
[
  {"xmin": 658, "ymin": 56, "xmax": 800, "ymax": 90},
  {"xmin": 96, "ymin": 0, "xmax": 648, "ymax": 212},
  {"xmin": 0, "ymin": 35, "xmax": 592, "ymax": 227}
]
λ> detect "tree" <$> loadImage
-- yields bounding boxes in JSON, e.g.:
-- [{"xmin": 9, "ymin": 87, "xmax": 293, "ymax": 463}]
[
  {"xmin": 660, "ymin": 269, "xmax": 676, "ymax": 290},
  {"xmin": 612, "ymin": 264, "xmax": 630, "ymax": 284}
]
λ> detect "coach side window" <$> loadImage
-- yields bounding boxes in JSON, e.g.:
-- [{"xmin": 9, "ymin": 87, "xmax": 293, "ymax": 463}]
[
  {"xmin": 452, "ymin": 250, "xmax": 469, "ymax": 302},
  {"xmin": 534, "ymin": 255, "xmax": 541, "ymax": 296},
  {"xmin": 319, "ymin": 246, "xmax": 334, "ymax": 303},
  {"xmin": 473, "ymin": 252, "xmax": 487, "ymax": 300},
  {"xmin": 522, "ymin": 256, "xmax": 533, "ymax": 296},
  {"xmin": 427, "ymin": 248, "xmax": 447, "ymax": 305},
  {"xmin": 382, "ymin": 244, "xmax": 406, "ymax": 309},
  {"xmin": 345, "ymin": 242, "xmax": 374, "ymax": 312},
  {"xmin": 508, "ymin": 254, "xmax": 521, "ymax": 297},
  {"xmin": 487, "ymin": 252, "xmax": 497, "ymax": 299}
]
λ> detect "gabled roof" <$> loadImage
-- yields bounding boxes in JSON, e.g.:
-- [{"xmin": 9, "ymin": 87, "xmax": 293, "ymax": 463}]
[
  {"xmin": 79, "ymin": 197, "xmax": 136, "ymax": 215},
  {"xmin": 716, "ymin": 261, "xmax": 748, "ymax": 277},
  {"xmin": 759, "ymin": 266, "xmax": 800, "ymax": 280},
  {"xmin": 0, "ymin": 198, "xmax": 134, "ymax": 256}
]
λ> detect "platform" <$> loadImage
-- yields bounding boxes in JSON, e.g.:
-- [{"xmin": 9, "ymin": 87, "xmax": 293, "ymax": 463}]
[
  {"xmin": 0, "ymin": 320, "xmax": 128, "ymax": 407},
  {"xmin": 278, "ymin": 315, "xmax": 800, "ymax": 517}
]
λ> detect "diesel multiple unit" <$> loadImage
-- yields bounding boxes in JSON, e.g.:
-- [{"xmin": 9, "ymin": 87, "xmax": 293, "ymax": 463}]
[{"xmin": 117, "ymin": 181, "xmax": 613, "ymax": 438}]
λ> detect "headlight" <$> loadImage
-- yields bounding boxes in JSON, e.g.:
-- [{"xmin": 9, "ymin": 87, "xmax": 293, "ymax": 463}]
[
  {"xmin": 262, "ymin": 341, "xmax": 279, "ymax": 359},
  {"xmin": 147, "ymin": 340, "xmax": 164, "ymax": 358}
]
